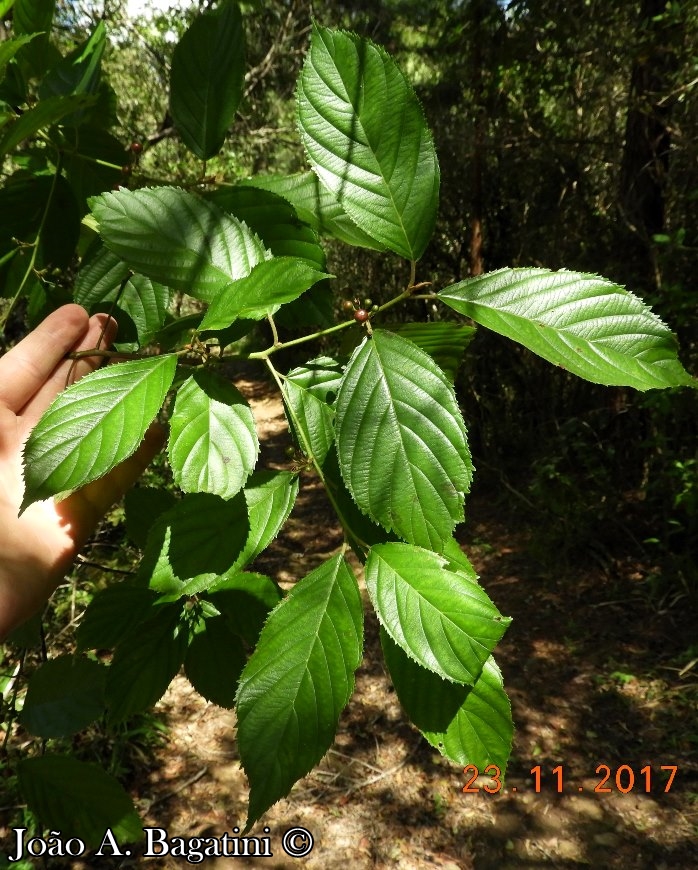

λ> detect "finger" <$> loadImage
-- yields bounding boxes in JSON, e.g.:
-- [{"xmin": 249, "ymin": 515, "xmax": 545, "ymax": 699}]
[
  {"xmin": 19, "ymin": 313, "xmax": 118, "ymax": 434},
  {"xmin": 0, "ymin": 305, "xmax": 90, "ymax": 412},
  {"xmin": 54, "ymin": 422, "xmax": 167, "ymax": 551}
]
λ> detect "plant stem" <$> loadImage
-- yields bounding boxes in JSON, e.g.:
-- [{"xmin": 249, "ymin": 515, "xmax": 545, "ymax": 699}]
[
  {"xmin": 247, "ymin": 279, "xmax": 429, "ymax": 360},
  {"xmin": 66, "ymin": 346, "xmax": 204, "ymax": 363},
  {"xmin": 66, "ymin": 274, "xmax": 434, "ymax": 366},
  {"xmin": 263, "ymin": 357, "xmax": 369, "ymax": 559},
  {"xmin": 0, "ymin": 156, "xmax": 63, "ymax": 332},
  {"xmin": 67, "ymin": 349, "xmax": 145, "ymax": 361},
  {"xmin": 267, "ymin": 313, "xmax": 280, "ymax": 347}
]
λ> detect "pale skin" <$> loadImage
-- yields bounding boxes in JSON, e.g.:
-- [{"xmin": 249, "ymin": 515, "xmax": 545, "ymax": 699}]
[{"xmin": 0, "ymin": 304, "xmax": 163, "ymax": 641}]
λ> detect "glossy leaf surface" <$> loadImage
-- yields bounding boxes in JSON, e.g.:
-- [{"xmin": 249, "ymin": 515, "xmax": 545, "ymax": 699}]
[
  {"xmin": 386, "ymin": 321, "xmax": 476, "ymax": 384},
  {"xmin": 382, "ymin": 633, "xmax": 513, "ymax": 771},
  {"xmin": 365, "ymin": 542, "xmax": 510, "ymax": 684},
  {"xmin": 206, "ymin": 184, "xmax": 325, "ymax": 267},
  {"xmin": 90, "ymin": 187, "xmax": 268, "ymax": 302},
  {"xmin": 141, "ymin": 472, "xmax": 298, "ymax": 598},
  {"xmin": 335, "ymin": 330, "xmax": 472, "ymax": 550},
  {"xmin": 168, "ymin": 370, "xmax": 258, "ymax": 500},
  {"xmin": 439, "ymin": 268, "xmax": 696, "ymax": 390},
  {"xmin": 198, "ymin": 256, "xmax": 329, "ymax": 330},
  {"xmin": 297, "ymin": 25, "xmax": 439, "ymax": 259},
  {"xmin": 22, "ymin": 355, "xmax": 177, "ymax": 510},
  {"xmin": 246, "ymin": 171, "xmax": 386, "ymax": 251},
  {"xmin": 236, "ymin": 554, "xmax": 363, "ymax": 828},
  {"xmin": 75, "ymin": 243, "xmax": 171, "ymax": 351},
  {"xmin": 283, "ymin": 357, "xmax": 343, "ymax": 465}
]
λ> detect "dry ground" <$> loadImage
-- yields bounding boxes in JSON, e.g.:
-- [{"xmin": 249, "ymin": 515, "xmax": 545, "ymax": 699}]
[
  {"xmin": 127, "ymin": 378, "xmax": 698, "ymax": 869},
  {"xmin": 4, "ymin": 377, "xmax": 698, "ymax": 869}
]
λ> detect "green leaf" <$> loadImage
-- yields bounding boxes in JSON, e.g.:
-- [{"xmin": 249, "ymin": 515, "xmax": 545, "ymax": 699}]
[
  {"xmin": 6, "ymin": 612, "xmax": 41, "ymax": 647},
  {"xmin": 106, "ymin": 602, "xmax": 188, "ymax": 722},
  {"xmin": 280, "ymin": 362, "xmax": 380, "ymax": 553},
  {"xmin": 321, "ymin": 445, "xmax": 396, "ymax": 558},
  {"xmin": 205, "ymin": 571, "xmax": 282, "ymax": 647},
  {"xmin": 365, "ymin": 542, "xmax": 510, "ymax": 685},
  {"xmin": 155, "ymin": 311, "xmax": 205, "ymax": 351},
  {"xmin": 297, "ymin": 24, "xmax": 439, "ymax": 260},
  {"xmin": 61, "ymin": 125, "xmax": 128, "ymax": 210},
  {"xmin": 141, "ymin": 471, "xmax": 298, "ymax": 599},
  {"xmin": 184, "ymin": 615, "xmax": 246, "ymax": 708},
  {"xmin": 0, "ymin": 174, "xmax": 80, "ymax": 276},
  {"xmin": 438, "ymin": 268, "xmax": 696, "ymax": 390},
  {"xmin": 382, "ymin": 633, "xmax": 513, "ymax": 771},
  {"xmin": 19, "ymin": 655, "xmax": 106, "ymax": 737},
  {"xmin": 39, "ymin": 20, "xmax": 106, "ymax": 108},
  {"xmin": 198, "ymin": 256, "xmax": 329, "ymax": 331},
  {"xmin": 244, "ymin": 171, "xmax": 386, "ymax": 251},
  {"xmin": 18, "ymin": 755, "xmax": 142, "ymax": 848},
  {"xmin": 124, "ymin": 486, "xmax": 177, "ymax": 548},
  {"xmin": 236, "ymin": 553, "xmax": 363, "ymax": 828},
  {"xmin": 275, "ymin": 280, "xmax": 334, "ymax": 329},
  {"xmin": 21, "ymin": 355, "xmax": 177, "ymax": 510},
  {"xmin": 283, "ymin": 358, "xmax": 343, "ymax": 465},
  {"xmin": 75, "ymin": 242, "xmax": 171, "ymax": 351},
  {"xmin": 239, "ymin": 470, "xmax": 300, "ymax": 565},
  {"xmin": 385, "ymin": 321, "xmax": 476, "ymax": 384},
  {"xmin": 139, "ymin": 493, "xmax": 251, "ymax": 598},
  {"xmin": 0, "ymin": 93, "xmax": 95, "ymax": 158},
  {"xmin": 13, "ymin": 0, "xmax": 57, "ymax": 79},
  {"xmin": 286, "ymin": 356, "xmax": 344, "ymax": 398},
  {"xmin": 168, "ymin": 370, "xmax": 259, "ymax": 500},
  {"xmin": 89, "ymin": 187, "xmax": 268, "ymax": 303},
  {"xmin": 80, "ymin": 78, "xmax": 118, "ymax": 130},
  {"xmin": 170, "ymin": 0, "xmax": 245, "ymax": 160},
  {"xmin": 0, "ymin": 33, "xmax": 38, "ymax": 80},
  {"xmin": 0, "ymin": 50, "xmax": 27, "ymax": 109},
  {"xmin": 77, "ymin": 584, "xmax": 160, "ymax": 651},
  {"xmin": 442, "ymin": 536, "xmax": 481, "ymax": 576},
  {"xmin": 42, "ymin": 174, "xmax": 81, "ymax": 269},
  {"xmin": 205, "ymin": 185, "xmax": 334, "ymax": 328},
  {"xmin": 13, "ymin": 0, "xmax": 54, "ymax": 39},
  {"xmin": 335, "ymin": 329, "xmax": 473, "ymax": 550},
  {"xmin": 205, "ymin": 185, "xmax": 325, "ymax": 267},
  {"xmin": 0, "ymin": 177, "xmax": 35, "ymax": 268}
]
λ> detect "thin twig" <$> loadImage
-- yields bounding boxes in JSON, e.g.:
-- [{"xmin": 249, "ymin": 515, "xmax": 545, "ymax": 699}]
[
  {"xmin": 75, "ymin": 556, "xmax": 137, "ymax": 576},
  {"xmin": 342, "ymin": 741, "xmax": 419, "ymax": 796},
  {"xmin": 149, "ymin": 766, "xmax": 208, "ymax": 808}
]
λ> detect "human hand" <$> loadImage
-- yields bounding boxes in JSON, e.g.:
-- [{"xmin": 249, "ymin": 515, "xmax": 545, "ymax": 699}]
[{"xmin": 0, "ymin": 305, "xmax": 163, "ymax": 640}]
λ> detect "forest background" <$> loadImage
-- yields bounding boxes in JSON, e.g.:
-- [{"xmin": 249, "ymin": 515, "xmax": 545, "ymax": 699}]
[
  {"xmin": 80, "ymin": 0, "xmax": 698, "ymax": 604},
  {"xmin": 1, "ymin": 0, "xmax": 697, "ymax": 866}
]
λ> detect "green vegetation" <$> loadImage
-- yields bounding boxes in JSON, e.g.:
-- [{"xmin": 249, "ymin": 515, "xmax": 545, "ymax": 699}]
[{"xmin": 1, "ymin": 0, "xmax": 696, "ymax": 850}]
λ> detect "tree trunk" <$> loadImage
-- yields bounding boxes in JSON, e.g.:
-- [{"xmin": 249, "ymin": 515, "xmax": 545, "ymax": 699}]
[
  {"xmin": 468, "ymin": 0, "xmax": 486, "ymax": 277},
  {"xmin": 619, "ymin": 0, "xmax": 681, "ymax": 281}
]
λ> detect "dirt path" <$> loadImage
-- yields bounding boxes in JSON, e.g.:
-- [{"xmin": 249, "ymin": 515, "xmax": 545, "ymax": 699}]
[{"xmin": 86, "ymin": 378, "xmax": 698, "ymax": 868}]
